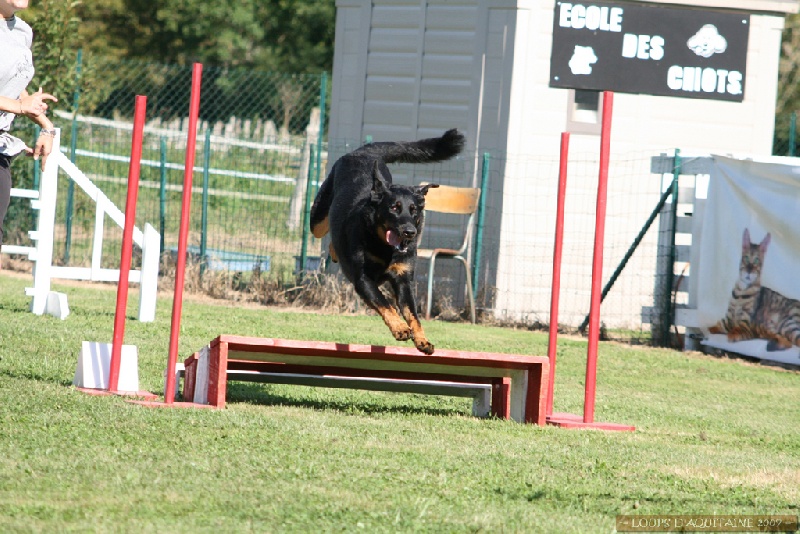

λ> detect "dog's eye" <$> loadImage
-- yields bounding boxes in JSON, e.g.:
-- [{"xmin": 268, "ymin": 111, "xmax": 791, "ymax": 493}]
[
  {"xmin": 391, "ymin": 202, "xmax": 401, "ymax": 213},
  {"xmin": 409, "ymin": 206, "xmax": 416, "ymax": 215}
]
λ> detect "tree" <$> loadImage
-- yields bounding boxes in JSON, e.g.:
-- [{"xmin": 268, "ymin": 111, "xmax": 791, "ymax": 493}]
[
  {"xmin": 25, "ymin": 0, "xmax": 83, "ymax": 114},
  {"xmin": 777, "ymin": 14, "xmax": 800, "ymax": 117},
  {"xmin": 72, "ymin": 0, "xmax": 335, "ymax": 73},
  {"xmin": 252, "ymin": 0, "xmax": 336, "ymax": 73}
]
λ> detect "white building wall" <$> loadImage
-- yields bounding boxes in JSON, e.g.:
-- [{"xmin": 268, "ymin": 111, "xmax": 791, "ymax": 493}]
[{"xmin": 328, "ymin": 0, "xmax": 794, "ymax": 327}]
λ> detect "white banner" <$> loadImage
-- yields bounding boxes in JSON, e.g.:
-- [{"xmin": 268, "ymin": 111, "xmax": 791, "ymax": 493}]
[{"xmin": 698, "ymin": 155, "xmax": 800, "ymax": 365}]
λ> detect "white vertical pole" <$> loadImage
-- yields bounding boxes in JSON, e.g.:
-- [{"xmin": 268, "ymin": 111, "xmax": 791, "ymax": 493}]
[
  {"xmin": 138, "ymin": 223, "xmax": 160, "ymax": 322},
  {"xmin": 29, "ymin": 131, "xmax": 62, "ymax": 315},
  {"xmin": 91, "ymin": 196, "xmax": 106, "ymax": 279}
]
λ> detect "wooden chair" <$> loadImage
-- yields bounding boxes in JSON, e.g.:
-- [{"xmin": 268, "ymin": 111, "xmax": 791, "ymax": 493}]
[{"xmin": 417, "ymin": 184, "xmax": 481, "ymax": 323}]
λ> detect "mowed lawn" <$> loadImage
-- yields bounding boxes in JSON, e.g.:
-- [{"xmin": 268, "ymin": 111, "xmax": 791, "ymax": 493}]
[{"xmin": 0, "ymin": 271, "xmax": 797, "ymax": 532}]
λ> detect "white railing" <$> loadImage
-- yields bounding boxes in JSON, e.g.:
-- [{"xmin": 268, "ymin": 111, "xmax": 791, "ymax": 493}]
[{"xmin": 1, "ymin": 130, "xmax": 159, "ymax": 322}]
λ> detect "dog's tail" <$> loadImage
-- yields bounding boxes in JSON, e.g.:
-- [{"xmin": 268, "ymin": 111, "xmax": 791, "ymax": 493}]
[{"xmin": 355, "ymin": 129, "xmax": 465, "ymax": 164}]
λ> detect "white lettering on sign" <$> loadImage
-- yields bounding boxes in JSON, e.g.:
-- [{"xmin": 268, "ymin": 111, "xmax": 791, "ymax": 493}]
[
  {"xmin": 559, "ymin": 3, "xmax": 623, "ymax": 32},
  {"xmin": 621, "ymin": 34, "xmax": 664, "ymax": 60},
  {"xmin": 667, "ymin": 66, "xmax": 743, "ymax": 95}
]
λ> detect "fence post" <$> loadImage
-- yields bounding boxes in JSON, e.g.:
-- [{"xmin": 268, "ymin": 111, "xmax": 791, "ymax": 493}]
[
  {"xmin": 790, "ymin": 112, "xmax": 796, "ymax": 157},
  {"xmin": 472, "ymin": 152, "xmax": 489, "ymax": 299},
  {"xmin": 660, "ymin": 148, "xmax": 681, "ymax": 347},
  {"xmin": 315, "ymin": 71, "xmax": 327, "ymax": 195},
  {"xmin": 200, "ymin": 129, "xmax": 211, "ymax": 275},
  {"xmin": 299, "ymin": 144, "xmax": 316, "ymax": 274},
  {"xmin": 159, "ymin": 136, "xmax": 167, "ymax": 255},
  {"xmin": 29, "ymin": 131, "xmax": 61, "ymax": 315},
  {"xmin": 64, "ymin": 49, "xmax": 83, "ymax": 264}
]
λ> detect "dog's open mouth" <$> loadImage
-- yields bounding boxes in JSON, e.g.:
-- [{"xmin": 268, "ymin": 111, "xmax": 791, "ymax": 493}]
[{"xmin": 385, "ymin": 229, "xmax": 411, "ymax": 252}]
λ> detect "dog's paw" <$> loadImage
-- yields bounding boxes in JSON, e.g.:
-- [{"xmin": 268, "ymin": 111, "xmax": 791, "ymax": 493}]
[
  {"xmin": 415, "ymin": 340, "xmax": 434, "ymax": 355},
  {"xmin": 391, "ymin": 326, "xmax": 413, "ymax": 341}
]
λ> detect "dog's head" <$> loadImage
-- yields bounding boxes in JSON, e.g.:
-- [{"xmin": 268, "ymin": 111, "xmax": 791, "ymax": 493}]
[{"xmin": 371, "ymin": 162, "xmax": 439, "ymax": 253}]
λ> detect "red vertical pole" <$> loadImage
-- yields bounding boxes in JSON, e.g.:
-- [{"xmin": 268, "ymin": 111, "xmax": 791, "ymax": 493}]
[
  {"xmin": 584, "ymin": 91, "xmax": 614, "ymax": 423},
  {"xmin": 108, "ymin": 95, "xmax": 147, "ymax": 392},
  {"xmin": 546, "ymin": 132, "xmax": 570, "ymax": 416},
  {"xmin": 165, "ymin": 63, "xmax": 203, "ymax": 404}
]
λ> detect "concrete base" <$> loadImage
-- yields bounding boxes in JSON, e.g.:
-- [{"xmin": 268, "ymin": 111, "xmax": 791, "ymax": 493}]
[
  {"xmin": 74, "ymin": 341, "xmax": 141, "ymax": 393},
  {"xmin": 44, "ymin": 291, "xmax": 69, "ymax": 320}
]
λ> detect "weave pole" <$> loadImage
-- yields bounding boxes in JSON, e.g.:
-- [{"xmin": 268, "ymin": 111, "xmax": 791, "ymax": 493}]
[
  {"xmin": 108, "ymin": 95, "xmax": 147, "ymax": 392},
  {"xmin": 164, "ymin": 63, "xmax": 203, "ymax": 404},
  {"xmin": 547, "ymin": 92, "xmax": 634, "ymax": 431},
  {"xmin": 546, "ymin": 132, "xmax": 569, "ymax": 416},
  {"xmin": 583, "ymin": 91, "xmax": 613, "ymax": 423}
]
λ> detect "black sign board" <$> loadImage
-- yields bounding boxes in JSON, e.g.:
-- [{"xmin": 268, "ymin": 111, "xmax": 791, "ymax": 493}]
[{"xmin": 550, "ymin": 1, "xmax": 750, "ymax": 102}]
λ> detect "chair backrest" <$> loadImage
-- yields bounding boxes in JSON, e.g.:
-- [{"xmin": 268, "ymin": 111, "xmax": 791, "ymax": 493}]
[
  {"xmin": 420, "ymin": 184, "xmax": 481, "ymax": 254},
  {"xmin": 422, "ymin": 184, "xmax": 481, "ymax": 215}
]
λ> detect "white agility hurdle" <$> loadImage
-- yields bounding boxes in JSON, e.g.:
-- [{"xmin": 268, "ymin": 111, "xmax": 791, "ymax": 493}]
[{"xmin": 1, "ymin": 129, "xmax": 160, "ymax": 322}]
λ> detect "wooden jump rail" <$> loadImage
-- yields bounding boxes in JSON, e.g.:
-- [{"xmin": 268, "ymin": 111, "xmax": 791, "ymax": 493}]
[{"xmin": 182, "ymin": 335, "xmax": 550, "ymax": 425}]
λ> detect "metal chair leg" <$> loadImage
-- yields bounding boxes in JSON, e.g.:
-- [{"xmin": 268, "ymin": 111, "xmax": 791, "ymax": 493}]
[
  {"xmin": 425, "ymin": 251, "xmax": 439, "ymax": 320},
  {"xmin": 455, "ymin": 256, "xmax": 476, "ymax": 323}
]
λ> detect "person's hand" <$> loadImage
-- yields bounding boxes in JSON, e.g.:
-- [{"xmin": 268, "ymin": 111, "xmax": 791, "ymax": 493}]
[
  {"xmin": 33, "ymin": 131, "xmax": 54, "ymax": 171},
  {"xmin": 19, "ymin": 88, "xmax": 57, "ymax": 118},
  {"xmin": 22, "ymin": 129, "xmax": 55, "ymax": 171}
]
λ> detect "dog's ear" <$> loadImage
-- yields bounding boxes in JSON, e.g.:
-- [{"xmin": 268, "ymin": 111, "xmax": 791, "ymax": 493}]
[
  {"xmin": 418, "ymin": 183, "xmax": 439, "ymax": 196},
  {"xmin": 371, "ymin": 161, "xmax": 390, "ymax": 202}
]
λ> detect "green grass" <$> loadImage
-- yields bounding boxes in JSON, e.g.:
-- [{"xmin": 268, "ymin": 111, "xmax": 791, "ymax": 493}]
[{"xmin": 0, "ymin": 271, "xmax": 797, "ymax": 532}]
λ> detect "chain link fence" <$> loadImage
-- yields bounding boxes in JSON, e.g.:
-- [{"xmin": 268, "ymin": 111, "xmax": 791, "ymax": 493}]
[
  {"xmin": 3, "ymin": 55, "xmax": 796, "ymax": 345},
  {"xmin": 774, "ymin": 112, "xmax": 799, "ymax": 156},
  {"xmin": 7, "ymin": 56, "xmax": 328, "ymax": 285}
]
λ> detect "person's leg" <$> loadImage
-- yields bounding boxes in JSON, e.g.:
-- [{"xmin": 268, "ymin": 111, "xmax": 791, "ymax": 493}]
[{"xmin": 0, "ymin": 155, "xmax": 12, "ymax": 266}]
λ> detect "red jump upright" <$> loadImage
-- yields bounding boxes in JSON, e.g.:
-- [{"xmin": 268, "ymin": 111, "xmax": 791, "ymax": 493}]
[
  {"xmin": 164, "ymin": 62, "xmax": 204, "ymax": 405},
  {"xmin": 546, "ymin": 92, "xmax": 635, "ymax": 431}
]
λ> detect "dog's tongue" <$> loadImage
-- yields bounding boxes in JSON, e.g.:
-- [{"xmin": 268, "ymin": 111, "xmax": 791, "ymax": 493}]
[{"xmin": 385, "ymin": 229, "xmax": 401, "ymax": 247}]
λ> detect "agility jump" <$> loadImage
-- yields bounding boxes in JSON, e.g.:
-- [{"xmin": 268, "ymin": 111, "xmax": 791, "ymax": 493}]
[{"xmin": 75, "ymin": 65, "xmax": 628, "ymax": 430}]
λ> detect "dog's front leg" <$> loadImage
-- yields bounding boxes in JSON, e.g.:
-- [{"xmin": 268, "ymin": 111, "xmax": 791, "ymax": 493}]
[
  {"xmin": 388, "ymin": 268, "xmax": 434, "ymax": 355},
  {"xmin": 353, "ymin": 276, "xmax": 413, "ymax": 342}
]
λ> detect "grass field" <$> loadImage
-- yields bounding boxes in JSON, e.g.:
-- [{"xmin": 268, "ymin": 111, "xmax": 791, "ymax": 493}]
[{"xmin": 0, "ymin": 271, "xmax": 798, "ymax": 532}]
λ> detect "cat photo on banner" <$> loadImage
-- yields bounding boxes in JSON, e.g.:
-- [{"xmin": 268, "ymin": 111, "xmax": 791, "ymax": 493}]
[{"xmin": 697, "ymin": 155, "xmax": 800, "ymax": 365}]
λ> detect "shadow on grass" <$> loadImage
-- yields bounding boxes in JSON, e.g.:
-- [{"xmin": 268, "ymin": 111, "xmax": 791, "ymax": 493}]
[
  {"xmin": 224, "ymin": 382, "xmax": 471, "ymax": 418},
  {"xmin": 0, "ymin": 368, "xmax": 74, "ymax": 388},
  {"xmin": 0, "ymin": 302, "xmax": 32, "ymax": 314}
]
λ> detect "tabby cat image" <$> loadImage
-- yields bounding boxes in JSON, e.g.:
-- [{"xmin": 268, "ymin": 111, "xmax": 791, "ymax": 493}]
[{"xmin": 709, "ymin": 229, "xmax": 800, "ymax": 351}]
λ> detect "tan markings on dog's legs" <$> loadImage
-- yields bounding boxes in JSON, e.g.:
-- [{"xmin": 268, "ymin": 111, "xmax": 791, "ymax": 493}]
[
  {"xmin": 328, "ymin": 243, "xmax": 338, "ymax": 263},
  {"xmin": 388, "ymin": 262, "xmax": 411, "ymax": 277},
  {"xmin": 401, "ymin": 307, "xmax": 434, "ymax": 355},
  {"xmin": 311, "ymin": 217, "xmax": 329, "ymax": 239},
  {"xmin": 376, "ymin": 305, "xmax": 412, "ymax": 341}
]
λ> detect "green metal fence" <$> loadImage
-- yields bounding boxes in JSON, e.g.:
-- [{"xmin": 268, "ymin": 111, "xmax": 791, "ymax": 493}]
[{"xmin": 8, "ymin": 55, "xmax": 329, "ymax": 282}]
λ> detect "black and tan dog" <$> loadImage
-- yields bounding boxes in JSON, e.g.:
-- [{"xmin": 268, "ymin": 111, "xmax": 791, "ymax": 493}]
[{"xmin": 310, "ymin": 129, "xmax": 465, "ymax": 354}]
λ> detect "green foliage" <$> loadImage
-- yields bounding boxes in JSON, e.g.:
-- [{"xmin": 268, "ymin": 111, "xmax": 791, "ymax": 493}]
[
  {"xmin": 73, "ymin": 0, "xmax": 335, "ymax": 73},
  {"xmin": 252, "ymin": 0, "xmax": 336, "ymax": 73},
  {"xmin": 0, "ymin": 272, "xmax": 798, "ymax": 531},
  {"xmin": 25, "ymin": 0, "xmax": 82, "ymax": 114},
  {"xmin": 777, "ymin": 13, "xmax": 800, "ymax": 117}
]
